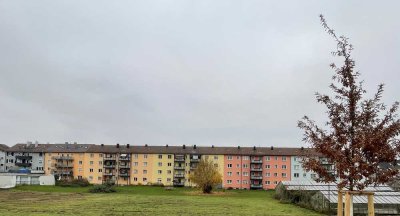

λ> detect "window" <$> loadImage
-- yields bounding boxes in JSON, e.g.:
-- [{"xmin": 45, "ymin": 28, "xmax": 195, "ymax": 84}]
[
  {"xmin": 294, "ymin": 165, "xmax": 300, "ymax": 170},
  {"xmin": 237, "ymin": 180, "xmax": 240, "ymax": 184},
  {"xmin": 99, "ymin": 154, "xmax": 103, "ymax": 157},
  {"xmin": 78, "ymin": 168, "xmax": 83, "ymax": 172},
  {"xmin": 243, "ymin": 172, "xmax": 249, "ymax": 176},
  {"xmin": 265, "ymin": 156, "xmax": 270, "ymax": 161},
  {"xmin": 143, "ymin": 178, "xmax": 147, "ymax": 182},
  {"xmin": 143, "ymin": 154, "xmax": 148, "ymax": 159},
  {"xmin": 265, "ymin": 172, "xmax": 270, "ymax": 177},
  {"xmin": 236, "ymin": 156, "xmax": 240, "ymax": 160},
  {"xmin": 243, "ymin": 180, "xmax": 248, "ymax": 184},
  {"xmin": 167, "ymin": 178, "xmax": 171, "ymax": 182},
  {"xmin": 143, "ymin": 170, "xmax": 147, "ymax": 174},
  {"xmin": 294, "ymin": 173, "xmax": 299, "ymax": 178},
  {"xmin": 274, "ymin": 165, "xmax": 278, "ymax": 169},
  {"xmin": 158, "ymin": 162, "xmax": 162, "ymax": 167},
  {"xmin": 90, "ymin": 161, "xmax": 94, "ymax": 165},
  {"xmin": 158, "ymin": 170, "xmax": 162, "ymax": 174},
  {"xmin": 90, "ymin": 154, "xmax": 94, "ymax": 158},
  {"xmin": 89, "ymin": 168, "xmax": 93, "ymax": 173},
  {"xmin": 98, "ymin": 169, "xmax": 102, "ymax": 172},
  {"xmin": 273, "ymin": 181, "xmax": 277, "ymax": 185},
  {"xmin": 265, "ymin": 181, "xmax": 270, "ymax": 185},
  {"xmin": 89, "ymin": 176, "xmax": 93, "ymax": 181},
  {"xmin": 227, "ymin": 172, "xmax": 232, "ymax": 176},
  {"xmin": 167, "ymin": 162, "xmax": 172, "ymax": 167},
  {"xmin": 266, "ymin": 165, "xmax": 270, "ymax": 169},
  {"xmin": 167, "ymin": 170, "xmax": 172, "ymax": 174},
  {"xmin": 274, "ymin": 156, "xmax": 278, "ymax": 160},
  {"xmin": 79, "ymin": 161, "xmax": 83, "ymax": 165},
  {"xmin": 143, "ymin": 162, "xmax": 147, "ymax": 167},
  {"xmin": 236, "ymin": 172, "xmax": 240, "ymax": 176},
  {"xmin": 274, "ymin": 173, "xmax": 278, "ymax": 177},
  {"xmin": 282, "ymin": 156, "xmax": 286, "ymax": 161},
  {"xmin": 243, "ymin": 156, "xmax": 249, "ymax": 160},
  {"xmin": 243, "ymin": 164, "xmax": 248, "ymax": 168},
  {"xmin": 236, "ymin": 164, "xmax": 240, "ymax": 168},
  {"xmin": 227, "ymin": 156, "xmax": 233, "ymax": 160},
  {"xmin": 98, "ymin": 177, "xmax": 102, "ymax": 181},
  {"xmin": 158, "ymin": 155, "xmax": 162, "ymax": 159},
  {"xmin": 227, "ymin": 164, "xmax": 232, "ymax": 168},
  {"xmin": 133, "ymin": 169, "xmax": 138, "ymax": 174},
  {"xmin": 214, "ymin": 156, "xmax": 218, "ymax": 160},
  {"xmin": 99, "ymin": 161, "xmax": 103, "ymax": 165},
  {"xmin": 282, "ymin": 173, "xmax": 287, "ymax": 178},
  {"xmin": 133, "ymin": 162, "xmax": 138, "ymax": 166},
  {"xmin": 168, "ymin": 155, "xmax": 172, "ymax": 159},
  {"xmin": 134, "ymin": 177, "xmax": 138, "ymax": 182},
  {"xmin": 227, "ymin": 180, "xmax": 232, "ymax": 184},
  {"xmin": 133, "ymin": 154, "xmax": 138, "ymax": 159},
  {"xmin": 282, "ymin": 165, "xmax": 287, "ymax": 169}
]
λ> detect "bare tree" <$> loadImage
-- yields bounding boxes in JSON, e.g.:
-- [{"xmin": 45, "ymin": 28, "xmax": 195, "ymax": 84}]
[{"xmin": 298, "ymin": 15, "xmax": 400, "ymax": 191}]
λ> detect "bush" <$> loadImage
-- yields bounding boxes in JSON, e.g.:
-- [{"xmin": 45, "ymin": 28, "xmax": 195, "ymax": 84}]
[
  {"xmin": 89, "ymin": 183, "xmax": 116, "ymax": 193},
  {"xmin": 56, "ymin": 178, "xmax": 90, "ymax": 187}
]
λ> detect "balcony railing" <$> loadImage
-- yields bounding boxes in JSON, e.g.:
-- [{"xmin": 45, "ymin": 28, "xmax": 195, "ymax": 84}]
[
  {"xmin": 52, "ymin": 156, "xmax": 74, "ymax": 160},
  {"xmin": 173, "ymin": 182, "xmax": 185, "ymax": 186},
  {"xmin": 174, "ymin": 166, "xmax": 185, "ymax": 170},
  {"xmin": 190, "ymin": 158, "xmax": 200, "ymax": 163},
  {"xmin": 16, "ymin": 155, "xmax": 33, "ymax": 160},
  {"xmin": 104, "ymin": 165, "xmax": 116, "ymax": 169},
  {"xmin": 250, "ymin": 167, "xmax": 263, "ymax": 172},
  {"xmin": 119, "ymin": 164, "xmax": 130, "ymax": 169},
  {"xmin": 58, "ymin": 171, "xmax": 73, "ymax": 175},
  {"xmin": 119, "ymin": 173, "xmax": 130, "ymax": 177},
  {"xmin": 251, "ymin": 160, "xmax": 262, "ymax": 164},
  {"xmin": 104, "ymin": 155, "xmax": 116, "ymax": 160},
  {"xmin": 103, "ymin": 173, "xmax": 115, "ymax": 176},
  {"xmin": 55, "ymin": 164, "xmax": 73, "ymax": 168},
  {"xmin": 174, "ymin": 158, "xmax": 185, "ymax": 162},
  {"xmin": 119, "ymin": 157, "xmax": 131, "ymax": 161},
  {"xmin": 15, "ymin": 162, "xmax": 32, "ymax": 167},
  {"xmin": 174, "ymin": 173, "xmax": 185, "ymax": 178},
  {"xmin": 250, "ymin": 175, "xmax": 263, "ymax": 180},
  {"xmin": 250, "ymin": 184, "xmax": 263, "ymax": 189}
]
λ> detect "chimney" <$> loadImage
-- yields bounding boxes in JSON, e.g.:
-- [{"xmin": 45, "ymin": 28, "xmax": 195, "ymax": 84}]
[
  {"xmin": 238, "ymin": 146, "xmax": 240, "ymax": 149},
  {"xmin": 74, "ymin": 142, "xmax": 77, "ymax": 144},
  {"xmin": 166, "ymin": 144, "xmax": 168, "ymax": 147},
  {"xmin": 183, "ymin": 144, "xmax": 186, "ymax": 149},
  {"xmin": 116, "ymin": 143, "xmax": 120, "ymax": 148},
  {"xmin": 145, "ymin": 144, "xmax": 148, "ymax": 147},
  {"xmin": 301, "ymin": 147, "xmax": 304, "ymax": 151},
  {"xmin": 253, "ymin": 146, "xmax": 256, "ymax": 150},
  {"xmin": 194, "ymin": 145, "xmax": 197, "ymax": 149},
  {"xmin": 212, "ymin": 145, "xmax": 214, "ymax": 148},
  {"xmin": 271, "ymin": 146, "xmax": 274, "ymax": 150},
  {"xmin": 65, "ymin": 142, "xmax": 68, "ymax": 144},
  {"xmin": 127, "ymin": 144, "xmax": 130, "ymax": 148},
  {"xmin": 101, "ymin": 144, "xmax": 104, "ymax": 147}
]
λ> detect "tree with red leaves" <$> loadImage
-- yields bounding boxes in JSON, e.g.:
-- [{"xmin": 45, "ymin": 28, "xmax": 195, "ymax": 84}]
[{"xmin": 298, "ymin": 15, "xmax": 400, "ymax": 191}]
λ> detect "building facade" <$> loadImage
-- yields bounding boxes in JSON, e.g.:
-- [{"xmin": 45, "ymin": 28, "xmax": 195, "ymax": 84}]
[{"xmin": 0, "ymin": 144, "xmax": 9, "ymax": 172}]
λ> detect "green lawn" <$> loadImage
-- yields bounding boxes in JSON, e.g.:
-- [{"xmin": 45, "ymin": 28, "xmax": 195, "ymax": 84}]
[{"xmin": 0, "ymin": 186, "xmax": 323, "ymax": 216}]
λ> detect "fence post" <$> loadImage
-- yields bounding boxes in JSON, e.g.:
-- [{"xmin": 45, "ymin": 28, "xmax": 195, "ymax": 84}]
[
  {"xmin": 337, "ymin": 191, "xmax": 343, "ymax": 216},
  {"xmin": 344, "ymin": 192, "xmax": 351, "ymax": 216},
  {"xmin": 368, "ymin": 194, "xmax": 374, "ymax": 216}
]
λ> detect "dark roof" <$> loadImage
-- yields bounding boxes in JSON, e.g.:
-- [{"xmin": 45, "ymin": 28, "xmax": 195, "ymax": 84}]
[
  {"xmin": 0, "ymin": 144, "xmax": 9, "ymax": 151},
  {"xmin": 6, "ymin": 143, "xmax": 319, "ymax": 156}
]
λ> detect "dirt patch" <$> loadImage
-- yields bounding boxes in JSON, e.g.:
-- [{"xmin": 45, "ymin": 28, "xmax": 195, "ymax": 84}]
[{"xmin": 184, "ymin": 190, "xmax": 233, "ymax": 196}]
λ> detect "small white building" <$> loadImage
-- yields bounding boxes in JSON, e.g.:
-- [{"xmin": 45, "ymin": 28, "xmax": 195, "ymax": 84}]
[
  {"xmin": 0, "ymin": 173, "xmax": 55, "ymax": 189},
  {"xmin": 0, "ymin": 144, "xmax": 9, "ymax": 172}
]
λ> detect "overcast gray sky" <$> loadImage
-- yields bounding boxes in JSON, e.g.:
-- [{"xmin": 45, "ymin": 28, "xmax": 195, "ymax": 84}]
[{"xmin": 0, "ymin": 1, "xmax": 399, "ymax": 147}]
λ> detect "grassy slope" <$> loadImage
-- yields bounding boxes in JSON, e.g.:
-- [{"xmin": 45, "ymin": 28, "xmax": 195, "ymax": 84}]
[{"xmin": 0, "ymin": 186, "xmax": 322, "ymax": 216}]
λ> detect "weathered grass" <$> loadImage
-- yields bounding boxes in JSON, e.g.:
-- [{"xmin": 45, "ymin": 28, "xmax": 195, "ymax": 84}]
[{"xmin": 0, "ymin": 186, "xmax": 323, "ymax": 216}]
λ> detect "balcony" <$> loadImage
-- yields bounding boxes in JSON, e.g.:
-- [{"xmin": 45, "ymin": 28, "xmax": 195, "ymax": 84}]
[
  {"xmin": 173, "ymin": 182, "xmax": 185, "ymax": 187},
  {"xmin": 55, "ymin": 164, "xmax": 73, "ymax": 168},
  {"xmin": 190, "ymin": 158, "xmax": 200, "ymax": 163},
  {"xmin": 174, "ymin": 173, "xmax": 185, "ymax": 178},
  {"xmin": 174, "ymin": 158, "xmax": 185, "ymax": 162},
  {"xmin": 174, "ymin": 166, "xmax": 185, "ymax": 170},
  {"xmin": 190, "ymin": 166, "xmax": 197, "ymax": 170},
  {"xmin": 250, "ymin": 175, "xmax": 263, "ymax": 180},
  {"xmin": 250, "ymin": 184, "xmax": 263, "ymax": 189},
  {"xmin": 59, "ymin": 171, "xmax": 73, "ymax": 175},
  {"xmin": 119, "ymin": 164, "xmax": 130, "ymax": 169},
  {"xmin": 251, "ymin": 159, "xmax": 262, "ymax": 164},
  {"xmin": 52, "ymin": 156, "xmax": 73, "ymax": 160},
  {"xmin": 119, "ymin": 157, "xmax": 131, "ymax": 161},
  {"xmin": 15, "ymin": 162, "xmax": 32, "ymax": 167},
  {"xmin": 16, "ymin": 155, "xmax": 32, "ymax": 160},
  {"xmin": 104, "ymin": 164, "xmax": 116, "ymax": 169},
  {"xmin": 250, "ymin": 167, "xmax": 263, "ymax": 172},
  {"xmin": 103, "ymin": 173, "xmax": 115, "ymax": 176},
  {"xmin": 104, "ymin": 155, "xmax": 116, "ymax": 160},
  {"xmin": 119, "ymin": 173, "xmax": 130, "ymax": 177}
]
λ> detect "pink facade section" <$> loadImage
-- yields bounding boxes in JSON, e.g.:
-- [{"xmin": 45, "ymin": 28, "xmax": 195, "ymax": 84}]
[{"xmin": 223, "ymin": 155, "xmax": 251, "ymax": 189}]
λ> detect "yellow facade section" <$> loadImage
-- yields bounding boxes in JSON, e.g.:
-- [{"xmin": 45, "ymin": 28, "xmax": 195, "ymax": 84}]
[
  {"xmin": 151, "ymin": 153, "xmax": 174, "ymax": 186},
  {"xmin": 185, "ymin": 154, "xmax": 224, "ymax": 187},
  {"xmin": 82, "ymin": 153, "xmax": 104, "ymax": 184},
  {"xmin": 44, "ymin": 152, "xmax": 81, "ymax": 180},
  {"xmin": 130, "ymin": 153, "xmax": 154, "ymax": 185}
]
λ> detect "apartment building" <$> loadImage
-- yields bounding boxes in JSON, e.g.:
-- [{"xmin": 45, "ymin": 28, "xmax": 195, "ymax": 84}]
[
  {"xmin": 3, "ymin": 143, "xmax": 327, "ymax": 190},
  {"xmin": 6, "ymin": 143, "xmax": 47, "ymax": 173},
  {"xmin": 0, "ymin": 144, "xmax": 9, "ymax": 172}
]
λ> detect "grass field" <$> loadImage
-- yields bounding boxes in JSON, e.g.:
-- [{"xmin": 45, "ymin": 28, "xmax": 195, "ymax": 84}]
[{"xmin": 0, "ymin": 186, "xmax": 323, "ymax": 216}]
